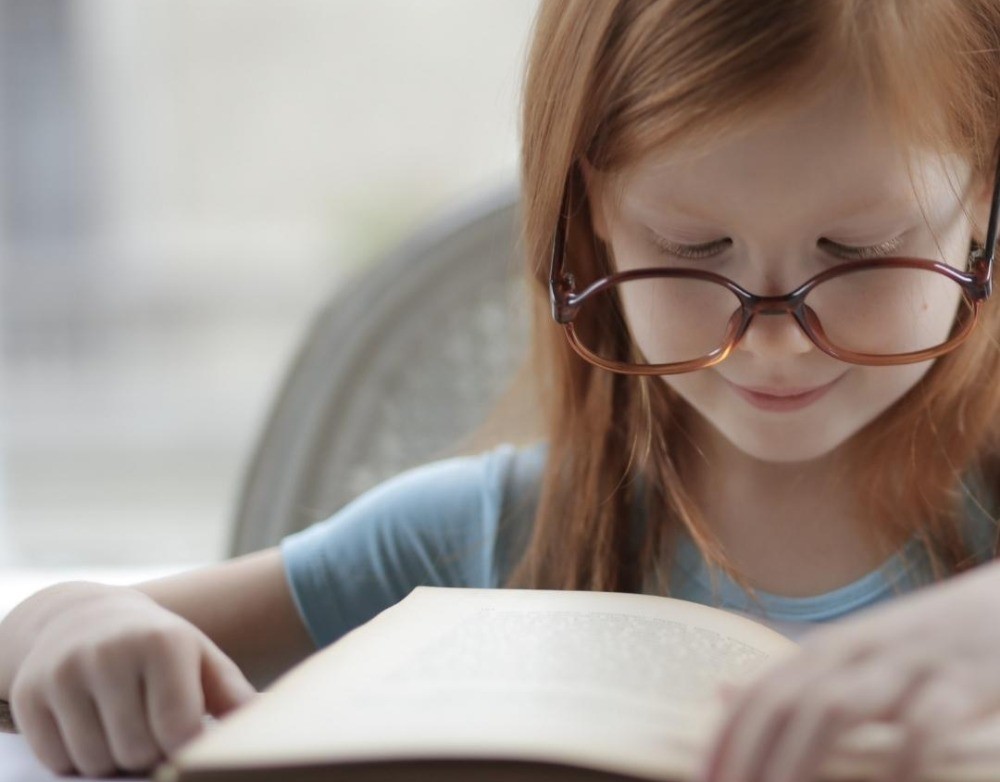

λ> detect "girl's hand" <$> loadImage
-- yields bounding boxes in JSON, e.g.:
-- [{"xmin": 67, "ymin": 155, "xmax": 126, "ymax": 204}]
[
  {"xmin": 4, "ymin": 583, "xmax": 257, "ymax": 778},
  {"xmin": 697, "ymin": 561, "xmax": 1000, "ymax": 782}
]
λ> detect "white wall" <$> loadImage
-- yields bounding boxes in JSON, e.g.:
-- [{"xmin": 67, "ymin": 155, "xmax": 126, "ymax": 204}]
[{"xmin": 2, "ymin": 0, "xmax": 539, "ymax": 566}]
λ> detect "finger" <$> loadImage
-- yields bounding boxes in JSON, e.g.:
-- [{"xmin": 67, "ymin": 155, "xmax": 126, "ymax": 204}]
[
  {"xmin": 707, "ymin": 645, "xmax": 898, "ymax": 782},
  {"xmin": 881, "ymin": 678, "xmax": 980, "ymax": 782},
  {"xmin": 144, "ymin": 637, "xmax": 206, "ymax": 756},
  {"xmin": 706, "ymin": 679, "xmax": 800, "ymax": 782},
  {"xmin": 9, "ymin": 690, "xmax": 74, "ymax": 775},
  {"xmin": 200, "ymin": 641, "xmax": 257, "ymax": 718},
  {"xmin": 46, "ymin": 679, "xmax": 117, "ymax": 778},
  {"xmin": 761, "ymin": 666, "xmax": 916, "ymax": 782},
  {"xmin": 759, "ymin": 690, "xmax": 856, "ymax": 782},
  {"xmin": 89, "ymin": 654, "xmax": 163, "ymax": 772}
]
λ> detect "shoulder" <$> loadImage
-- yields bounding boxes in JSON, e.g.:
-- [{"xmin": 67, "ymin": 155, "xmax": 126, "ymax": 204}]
[
  {"xmin": 346, "ymin": 440, "xmax": 547, "ymax": 524},
  {"xmin": 280, "ymin": 440, "xmax": 548, "ymax": 586},
  {"xmin": 278, "ymin": 441, "xmax": 547, "ymax": 647},
  {"xmin": 374, "ymin": 441, "xmax": 548, "ymax": 569}
]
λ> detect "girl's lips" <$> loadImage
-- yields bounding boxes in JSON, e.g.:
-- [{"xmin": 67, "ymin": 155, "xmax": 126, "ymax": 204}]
[{"xmin": 727, "ymin": 376, "xmax": 842, "ymax": 412}]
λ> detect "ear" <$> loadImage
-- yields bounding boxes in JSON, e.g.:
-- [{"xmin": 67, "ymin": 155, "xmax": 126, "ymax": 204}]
[{"xmin": 580, "ymin": 158, "xmax": 611, "ymax": 242}]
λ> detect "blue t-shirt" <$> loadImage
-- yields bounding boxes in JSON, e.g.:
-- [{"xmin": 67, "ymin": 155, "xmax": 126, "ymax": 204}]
[{"xmin": 280, "ymin": 442, "xmax": 998, "ymax": 647}]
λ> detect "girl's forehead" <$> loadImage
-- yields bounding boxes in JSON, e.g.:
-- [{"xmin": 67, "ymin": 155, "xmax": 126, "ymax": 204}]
[
  {"xmin": 617, "ymin": 143, "xmax": 973, "ymax": 221},
  {"xmin": 608, "ymin": 76, "xmax": 975, "ymax": 212}
]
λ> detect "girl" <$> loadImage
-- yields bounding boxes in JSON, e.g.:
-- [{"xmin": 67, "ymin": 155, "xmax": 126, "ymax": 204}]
[{"xmin": 2, "ymin": 1, "xmax": 1000, "ymax": 780}]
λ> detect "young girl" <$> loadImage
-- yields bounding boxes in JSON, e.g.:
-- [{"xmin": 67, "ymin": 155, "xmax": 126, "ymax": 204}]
[{"xmin": 3, "ymin": 1, "xmax": 1000, "ymax": 780}]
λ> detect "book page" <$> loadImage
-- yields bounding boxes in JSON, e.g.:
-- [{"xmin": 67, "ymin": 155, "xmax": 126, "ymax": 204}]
[{"xmin": 165, "ymin": 587, "xmax": 799, "ymax": 782}]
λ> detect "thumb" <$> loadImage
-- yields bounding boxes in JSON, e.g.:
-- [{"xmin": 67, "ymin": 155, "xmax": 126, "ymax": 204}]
[{"xmin": 200, "ymin": 643, "xmax": 258, "ymax": 718}]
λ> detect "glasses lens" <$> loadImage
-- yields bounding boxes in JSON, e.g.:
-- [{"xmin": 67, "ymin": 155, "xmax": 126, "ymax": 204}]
[
  {"xmin": 805, "ymin": 266, "xmax": 972, "ymax": 355},
  {"xmin": 570, "ymin": 266, "xmax": 973, "ymax": 368},
  {"xmin": 575, "ymin": 277, "xmax": 742, "ymax": 365}
]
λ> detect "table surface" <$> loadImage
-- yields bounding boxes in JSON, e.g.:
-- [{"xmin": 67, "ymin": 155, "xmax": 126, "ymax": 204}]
[{"xmin": 0, "ymin": 564, "xmax": 209, "ymax": 782}]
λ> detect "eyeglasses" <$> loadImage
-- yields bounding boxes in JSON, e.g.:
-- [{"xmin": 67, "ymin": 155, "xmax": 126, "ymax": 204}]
[{"xmin": 549, "ymin": 162, "xmax": 1000, "ymax": 376}]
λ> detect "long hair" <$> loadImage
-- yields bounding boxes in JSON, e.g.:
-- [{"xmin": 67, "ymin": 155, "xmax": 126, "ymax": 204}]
[{"xmin": 496, "ymin": 0, "xmax": 1000, "ymax": 605}]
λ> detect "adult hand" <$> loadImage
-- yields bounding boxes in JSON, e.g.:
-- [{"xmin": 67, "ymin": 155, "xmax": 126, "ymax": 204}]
[{"xmin": 697, "ymin": 561, "xmax": 1000, "ymax": 782}]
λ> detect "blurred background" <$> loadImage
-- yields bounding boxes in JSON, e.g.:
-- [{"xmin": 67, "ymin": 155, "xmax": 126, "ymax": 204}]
[{"xmin": 0, "ymin": 0, "xmax": 538, "ymax": 568}]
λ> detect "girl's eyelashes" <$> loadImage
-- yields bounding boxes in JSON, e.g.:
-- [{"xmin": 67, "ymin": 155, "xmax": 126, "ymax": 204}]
[
  {"xmin": 648, "ymin": 235, "xmax": 728, "ymax": 259},
  {"xmin": 645, "ymin": 230, "xmax": 906, "ymax": 260},
  {"xmin": 819, "ymin": 234, "xmax": 906, "ymax": 259}
]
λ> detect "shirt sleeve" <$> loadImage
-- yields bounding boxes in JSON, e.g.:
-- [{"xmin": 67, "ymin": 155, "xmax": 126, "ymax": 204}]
[{"xmin": 278, "ymin": 443, "xmax": 520, "ymax": 649}]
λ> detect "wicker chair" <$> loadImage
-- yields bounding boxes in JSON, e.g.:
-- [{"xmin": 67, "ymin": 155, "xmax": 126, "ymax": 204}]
[{"xmin": 229, "ymin": 181, "xmax": 535, "ymax": 556}]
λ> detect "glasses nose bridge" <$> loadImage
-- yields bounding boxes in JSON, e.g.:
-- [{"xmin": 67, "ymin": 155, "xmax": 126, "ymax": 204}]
[
  {"xmin": 746, "ymin": 291, "xmax": 803, "ymax": 318},
  {"xmin": 736, "ymin": 290, "xmax": 816, "ymax": 357}
]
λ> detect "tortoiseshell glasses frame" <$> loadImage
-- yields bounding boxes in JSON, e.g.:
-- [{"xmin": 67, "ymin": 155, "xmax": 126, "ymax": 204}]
[{"xmin": 549, "ymin": 159, "xmax": 1000, "ymax": 376}]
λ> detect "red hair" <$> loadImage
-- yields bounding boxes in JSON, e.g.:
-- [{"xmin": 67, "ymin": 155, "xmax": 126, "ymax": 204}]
[{"xmin": 491, "ymin": 0, "xmax": 1000, "ymax": 606}]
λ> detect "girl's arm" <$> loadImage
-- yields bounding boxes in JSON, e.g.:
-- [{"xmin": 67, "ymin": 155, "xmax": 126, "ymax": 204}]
[{"xmin": 130, "ymin": 546, "xmax": 318, "ymax": 690}]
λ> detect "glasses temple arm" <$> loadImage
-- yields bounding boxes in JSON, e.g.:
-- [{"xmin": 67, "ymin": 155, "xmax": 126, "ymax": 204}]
[{"xmin": 983, "ymin": 155, "xmax": 1000, "ymax": 267}]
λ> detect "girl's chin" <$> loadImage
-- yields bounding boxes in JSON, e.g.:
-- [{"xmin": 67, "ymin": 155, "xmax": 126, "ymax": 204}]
[
  {"xmin": 720, "ymin": 426, "xmax": 850, "ymax": 463},
  {"xmin": 734, "ymin": 443, "xmax": 841, "ymax": 464}
]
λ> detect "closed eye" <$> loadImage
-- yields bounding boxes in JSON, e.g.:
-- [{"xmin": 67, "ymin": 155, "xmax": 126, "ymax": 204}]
[
  {"xmin": 646, "ymin": 231, "xmax": 905, "ymax": 261},
  {"xmin": 819, "ymin": 235, "xmax": 905, "ymax": 259}
]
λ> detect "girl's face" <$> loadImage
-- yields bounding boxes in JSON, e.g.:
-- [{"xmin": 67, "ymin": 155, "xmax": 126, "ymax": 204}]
[{"xmin": 585, "ymin": 80, "xmax": 993, "ymax": 464}]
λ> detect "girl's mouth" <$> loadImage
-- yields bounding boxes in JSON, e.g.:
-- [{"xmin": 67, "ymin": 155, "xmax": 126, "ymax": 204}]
[{"xmin": 726, "ymin": 376, "xmax": 842, "ymax": 412}]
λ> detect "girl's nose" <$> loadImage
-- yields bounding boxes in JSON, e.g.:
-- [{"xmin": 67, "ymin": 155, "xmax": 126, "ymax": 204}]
[{"xmin": 735, "ymin": 311, "xmax": 814, "ymax": 358}]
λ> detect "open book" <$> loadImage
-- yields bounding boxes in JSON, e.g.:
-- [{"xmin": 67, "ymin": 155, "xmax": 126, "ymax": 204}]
[{"xmin": 152, "ymin": 586, "xmax": 1000, "ymax": 782}]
